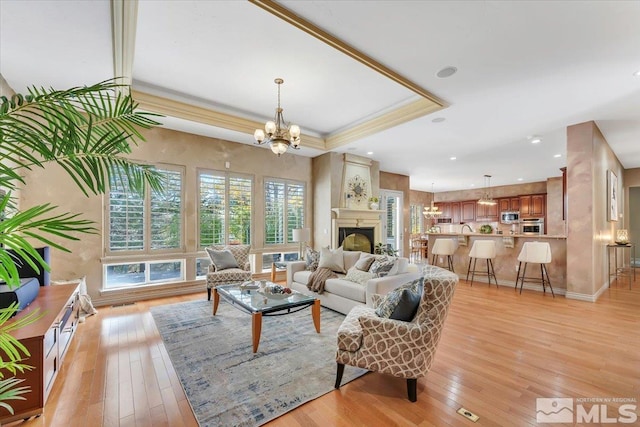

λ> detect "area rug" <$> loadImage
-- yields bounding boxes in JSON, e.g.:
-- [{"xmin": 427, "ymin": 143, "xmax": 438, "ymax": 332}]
[{"xmin": 150, "ymin": 299, "xmax": 367, "ymax": 426}]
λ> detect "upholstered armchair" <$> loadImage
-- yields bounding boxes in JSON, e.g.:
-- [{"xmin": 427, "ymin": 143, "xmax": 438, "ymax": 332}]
[
  {"xmin": 205, "ymin": 244, "xmax": 252, "ymax": 300},
  {"xmin": 334, "ymin": 265, "xmax": 458, "ymax": 401}
]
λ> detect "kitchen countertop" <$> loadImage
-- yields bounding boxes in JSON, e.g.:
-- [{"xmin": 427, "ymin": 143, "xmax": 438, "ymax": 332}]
[{"xmin": 426, "ymin": 232, "xmax": 567, "ymax": 239}]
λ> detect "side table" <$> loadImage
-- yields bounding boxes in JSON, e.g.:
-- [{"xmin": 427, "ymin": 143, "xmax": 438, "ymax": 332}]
[
  {"xmin": 607, "ymin": 243, "xmax": 636, "ymax": 289},
  {"xmin": 270, "ymin": 261, "xmax": 289, "ymax": 282}
]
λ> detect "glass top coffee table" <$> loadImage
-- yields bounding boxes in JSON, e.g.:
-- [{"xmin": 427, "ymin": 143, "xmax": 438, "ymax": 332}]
[{"xmin": 212, "ymin": 282, "xmax": 320, "ymax": 353}]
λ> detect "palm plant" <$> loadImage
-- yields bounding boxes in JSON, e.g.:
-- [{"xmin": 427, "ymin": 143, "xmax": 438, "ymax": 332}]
[{"xmin": 0, "ymin": 78, "xmax": 163, "ymax": 413}]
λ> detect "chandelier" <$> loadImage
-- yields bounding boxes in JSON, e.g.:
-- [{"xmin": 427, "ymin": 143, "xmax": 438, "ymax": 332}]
[
  {"xmin": 423, "ymin": 183, "xmax": 442, "ymax": 218},
  {"xmin": 478, "ymin": 174, "xmax": 497, "ymax": 206},
  {"xmin": 254, "ymin": 78, "xmax": 301, "ymax": 156}
]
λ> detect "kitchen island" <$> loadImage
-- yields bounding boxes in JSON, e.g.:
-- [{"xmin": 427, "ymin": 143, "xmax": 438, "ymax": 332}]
[{"xmin": 425, "ymin": 233, "xmax": 567, "ymax": 293}]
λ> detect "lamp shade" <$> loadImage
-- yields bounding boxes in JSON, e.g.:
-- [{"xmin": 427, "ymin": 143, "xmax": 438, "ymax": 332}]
[{"xmin": 292, "ymin": 228, "xmax": 311, "ymax": 243}]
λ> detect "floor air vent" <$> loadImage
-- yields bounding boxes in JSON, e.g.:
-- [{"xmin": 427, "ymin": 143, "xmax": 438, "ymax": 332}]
[{"xmin": 112, "ymin": 302, "xmax": 136, "ymax": 307}]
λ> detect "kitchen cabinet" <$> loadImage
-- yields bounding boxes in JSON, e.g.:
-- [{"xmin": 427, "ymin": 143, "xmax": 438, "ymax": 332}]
[
  {"xmin": 476, "ymin": 202, "xmax": 499, "ymax": 221},
  {"xmin": 461, "ymin": 201, "xmax": 476, "ymax": 223},
  {"xmin": 434, "ymin": 202, "xmax": 451, "ymax": 218},
  {"xmin": 451, "ymin": 202, "xmax": 461, "ymax": 224},
  {"xmin": 498, "ymin": 197, "xmax": 521, "ymax": 212},
  {"xmin": 520, "ymin": 194, "xmax": 546, "ymax": 218}
]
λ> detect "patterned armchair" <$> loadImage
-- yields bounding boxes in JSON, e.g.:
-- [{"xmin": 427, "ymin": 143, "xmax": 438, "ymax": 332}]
[
  {"xmin": 334, "ymin": 265, "xmax": 458, "ymax": 401},
  {"xmin": 205, "ymin": 244, "xmax": 252, "ymax": 300}
]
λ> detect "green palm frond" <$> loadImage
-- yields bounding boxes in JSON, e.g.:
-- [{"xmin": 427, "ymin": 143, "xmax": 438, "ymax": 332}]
[
  {"xmin": 0, "ymin": 78, "xmax": 164, "ymax": 195},
  {"xmin": 0, "ymin": 79, "xmax": 164, "ymax": 413},
  {"xmin": 0, "ymin": 378, "xmax": 30, "ymax": 414}
]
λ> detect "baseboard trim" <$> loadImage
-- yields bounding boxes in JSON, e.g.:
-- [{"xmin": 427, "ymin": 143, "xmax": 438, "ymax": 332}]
[
  {"xmin": 94, "ymin": 281, "xmax": 204, "ymax": 307},
  {"xmin": 456, "ymin": 274, "xmax": 567, "ymax": 296}
]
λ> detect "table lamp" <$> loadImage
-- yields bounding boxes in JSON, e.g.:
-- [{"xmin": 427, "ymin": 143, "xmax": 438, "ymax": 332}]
[{"xmin": 292, "ymin": 228, "xmax": 311, "ymax": 260}]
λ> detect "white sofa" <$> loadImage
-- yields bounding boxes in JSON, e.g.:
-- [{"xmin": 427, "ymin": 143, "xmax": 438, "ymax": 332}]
[{"xmin": 286, "ymin": 250, "xmax": 421, "ymax": 315}]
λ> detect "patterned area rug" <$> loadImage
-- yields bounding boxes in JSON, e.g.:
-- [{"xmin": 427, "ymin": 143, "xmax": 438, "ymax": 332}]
[{"xmin": 150, "ymin": 299, "xmax": 367, "ymax": 426}]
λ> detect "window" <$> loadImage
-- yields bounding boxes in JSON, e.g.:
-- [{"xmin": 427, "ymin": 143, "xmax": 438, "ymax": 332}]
[
  {"xmin": 410, "ymin": 204, "xmax": 424, "ymax": 234},
  {"xmin": 264, "ymin": 179, "xmax": 305, "ymax": 245},
  {"xmin": 106, "ymin": 165, "xmax": 184, "ymax": 289},
  {"xmin": 104, "ymin": 259, "xmax": 185, "ymax": 289},
  {"xmin": 108, "ymin": 166, "xmax": 183, "ymax": 252},
  {"xmin": 199, "ymin": 171, "xmax": 252, "ymax": 247},
  {"xmin": 261, "ymin": 251, "xmax": 299, "ymax": 271}
]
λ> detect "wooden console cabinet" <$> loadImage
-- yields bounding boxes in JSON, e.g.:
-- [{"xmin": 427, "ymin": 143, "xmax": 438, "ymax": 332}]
[{"xmin": 0, "ymin": 283, "xmax": 80, "ymax": 424}]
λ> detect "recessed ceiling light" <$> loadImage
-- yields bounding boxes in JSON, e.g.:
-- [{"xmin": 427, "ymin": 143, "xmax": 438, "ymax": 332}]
[
  {"xmin": 517, "ymin": 178, "xmax": 523, "ymax": 181},
  {"xmin": 528, "ymin": 135, "xmax": 542, "ymax": 144},
  {"xmin": 470, "ymin": 184, "xmax": 475, "ymax": 187},
  {"xmin": 633, "ymin": 70, "xmax": 640, "ymax": 77},
  {"xmin": 367, "ymin": 151, "xmax": 373, "ymax": 155},
  {"xmin": 436, "ymin": 66, "xmax": 457, "ymax": 78},
  {"xmin": 554, "ymin": 154, "xmax": 562, "ymax": 158},
  {"xmin": 432, "ymin": 117, "xmax": 446, "ymax": 123},
  {"xmin": 450, "ymin": 156, "xmax": 457, "ymax": 160},
  {"xmin": 347, "ymin": 147, "xmax": 357, "ymax": 151}
]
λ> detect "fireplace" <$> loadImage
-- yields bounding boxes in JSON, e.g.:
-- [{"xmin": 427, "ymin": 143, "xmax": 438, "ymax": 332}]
[
  {"xmin": 338, "ymin": 227, "xmax": 374, "ymax": 253},
  {"xmin": 331, "ymin": 208, "xmax": 382, "ymax": 253}
]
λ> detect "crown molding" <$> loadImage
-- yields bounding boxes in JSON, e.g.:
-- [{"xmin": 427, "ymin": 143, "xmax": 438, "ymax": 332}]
[
  {"xmin": 131, "ymin": 90, "xmax": 327, "ymax": 150},
  {"xmin": 249, "ymin": 0, "xmax": 447, "ymax": 107},
  {"xmin": 325, "ymin": 98, "xmax": 443, "ymax": 149},
  {"xmin": 111, "ymin": 0, "xmax": 138, "ymax": 88}
]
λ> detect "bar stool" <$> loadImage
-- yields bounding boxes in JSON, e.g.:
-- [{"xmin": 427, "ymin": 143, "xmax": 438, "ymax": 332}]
[
  {"xmin": 431, "ymin": 238, "xmax": 456, "ymax": 272},
  {"xmin": 515, "ymin": 241, "xmax": 554, "ymax": 297},
  {"xmin": 466, "ymin": 240, "xmax": 497, "ymax": 287}
]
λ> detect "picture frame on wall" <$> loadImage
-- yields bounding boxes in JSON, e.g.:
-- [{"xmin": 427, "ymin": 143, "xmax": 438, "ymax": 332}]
[{"xmin": 608, "ymin": 169, "xmax": 618, "ymax": 222}]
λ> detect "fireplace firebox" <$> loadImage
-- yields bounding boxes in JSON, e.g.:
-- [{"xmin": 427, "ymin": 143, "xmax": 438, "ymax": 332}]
[{"xmin": 338, "ymin": 227, "xmax": 374, "ymax": 253}]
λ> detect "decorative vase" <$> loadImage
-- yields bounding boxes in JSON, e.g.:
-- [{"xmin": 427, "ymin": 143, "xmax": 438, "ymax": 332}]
[{"xmin": 369, "ymin": 202, "xmax": 379, "ymax": 210}]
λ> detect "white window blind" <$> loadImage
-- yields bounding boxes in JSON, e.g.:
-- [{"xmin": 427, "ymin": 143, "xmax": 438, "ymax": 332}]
[
  {"xmin": 151, "ymin": 169, "xmax": 182, "ymax": 250},
  {"xmin": 199, "ymin": 171, "xmax": 252, "ymax": 247},
  {"xmin": 265, "ymin": 179, "xmax": 305, "ymax": 245},
  {"xmin": 109, "ymin": 167, "xmax": 145, "ymax": 251},
  {"xmin": 108, "ymin": 166, "xmax": 184, "ymax": 252}
]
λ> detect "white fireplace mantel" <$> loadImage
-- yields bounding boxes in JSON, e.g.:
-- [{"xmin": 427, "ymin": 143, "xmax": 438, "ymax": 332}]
[{"xmin": 331, "ymin": 208, "xmax": 385, "ymax": 219}]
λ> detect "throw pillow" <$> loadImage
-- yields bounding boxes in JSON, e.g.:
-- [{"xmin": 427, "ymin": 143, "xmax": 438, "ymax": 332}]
[
  {"xmin": 354, "ymin": 253, "xmax": 375, "ymax": 272},
  {"xmin": 344, "ymin": 267, "xmax": 375, "ymax": 286},
  {"xmin": 375, "ymin": 277, "xmax": 424, "ymax": 321},
  {"xmin": 369, "ymin": 258, "xmax": 395, "ymax": 277},
  {"xmin": 318, "ymin": 247, "xmax": 345, "ymax": 273},
  {"xmin": 206, "ymin": 248, "xmax": 239, "ymax": 271},
  {"xmin": 305, "ymin": 247, "xmax": 320, "ymax": 271},
  {"xmin": 386, "ymin": 257, "xmax": 400, "ymax": 276}
]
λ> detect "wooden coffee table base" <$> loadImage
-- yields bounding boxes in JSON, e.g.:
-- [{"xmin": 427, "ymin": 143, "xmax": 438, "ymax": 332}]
[{"xmin": 213, "ymin": 288, "xmax": 321, "ymax": 353}]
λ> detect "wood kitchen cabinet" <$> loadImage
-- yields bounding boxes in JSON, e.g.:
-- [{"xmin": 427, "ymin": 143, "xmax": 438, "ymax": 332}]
[
  {"xmin": 461, "ymin": 201, "xmax": 476, "ymax": 223},
  {"xmin": 498, "ymin": 197, "xmax": 521, "ymax": 212},
  {"xmin": 476, "ymin": 201, "xmax": 499, "ymax": 221},
  {"xmin": 0, "ymin": 283, "xmax": 80, "ymax": 424},
  {"xmin": 434, "ymin": 202, "xmax": 451, "ymax": 218},
  {"xmin": 520, "ymin": 194, "xmax": 546, "ymax": 218},
  {"xmin": 451, "ymin": 202, "xmax": 461, "ymax": 223}
]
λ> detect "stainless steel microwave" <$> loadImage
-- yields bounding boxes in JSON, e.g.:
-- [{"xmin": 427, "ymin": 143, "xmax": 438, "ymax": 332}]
[{"xmin": 500, "ymin": 211, "xmax": 519, "ymax": 224}]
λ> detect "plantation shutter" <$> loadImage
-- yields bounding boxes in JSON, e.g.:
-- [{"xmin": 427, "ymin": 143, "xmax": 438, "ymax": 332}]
[
  {"xmin": 286, "ymin": 183, "xmax": 304, "ymax": 242},
  {"xmin": 109, "ymin": 167, "xmax": 145, "ymax": 251},
  {"xmin": 228, "ymin": 176, "xmax": 252, "ymax": 244},
  {"xmin": 150, "ymin": 169, "xmax": 182, "ymax": 250},
  {"xmin": 199, "ymin": 173, "xmax": 226, "ymax": 246},
  {"xmin": 265, "ymin": 180, "xmax": 285, "ymax": 244},
  {"xmin": 199, "ymin": 171, "xmax": 253, "ymax": 247}
]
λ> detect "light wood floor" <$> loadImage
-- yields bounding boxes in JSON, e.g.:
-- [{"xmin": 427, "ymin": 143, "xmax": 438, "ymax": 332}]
[{"xmin": 7, "ymin": 279, "xmax": 639, "ymax": 426}]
